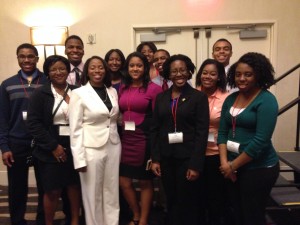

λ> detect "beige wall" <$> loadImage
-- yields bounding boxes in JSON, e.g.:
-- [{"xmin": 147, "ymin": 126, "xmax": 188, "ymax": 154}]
[{"xmin": 0, "ymin": 0, "xmax": 299, "ymax": 183}]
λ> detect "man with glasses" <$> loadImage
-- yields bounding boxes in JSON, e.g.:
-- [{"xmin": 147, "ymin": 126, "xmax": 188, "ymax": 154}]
[{"xmin": 0, "ymin": 43, "xmax": 47, "ymax": 225}]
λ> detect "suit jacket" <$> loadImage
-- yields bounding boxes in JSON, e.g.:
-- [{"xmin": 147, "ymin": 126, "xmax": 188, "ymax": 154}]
[
  {"xmin": 151, "ymin": 84, "xmax": 209, "ymax": 172},
  {"xmin": 27, "ymin": 82, "xmax": 77, "ymax": 163},
  {"xmin": 69, "ymin": 82, "xmax": 120, "ymax": 169}
]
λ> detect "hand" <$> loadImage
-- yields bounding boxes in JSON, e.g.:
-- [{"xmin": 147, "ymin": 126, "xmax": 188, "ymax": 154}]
[
  {"xmin": 2, "ymin": 151, "xmax": 14, "ymax": 167},
  {"xmin": 219, "ymin": 161, "xmax": 233, "ymax": 178},
  {"xmin": 77, "ymin": 166, "xmax": 87, "ymax": 173},
  {"xmin": 151, "ymin": 162, "xmax": 161, "ymax": 177},
  {"xmin": 186, "ymin": 169, "xmax": 199, "ymax": 181},
  {"xmin": 52, "ymin": 145, "xmax": 67, "ymax": 162}
]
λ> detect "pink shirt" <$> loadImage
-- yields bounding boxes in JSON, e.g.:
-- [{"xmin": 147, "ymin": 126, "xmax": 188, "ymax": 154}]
[{"xmin": 199, "ymin": 88, "xmax": 229, "ymax": 155}]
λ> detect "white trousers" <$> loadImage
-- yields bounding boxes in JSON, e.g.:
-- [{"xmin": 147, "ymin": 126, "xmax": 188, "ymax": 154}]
[{"xmin": 80, "ymin": 140, "xmax": 121, "ymax": 225}]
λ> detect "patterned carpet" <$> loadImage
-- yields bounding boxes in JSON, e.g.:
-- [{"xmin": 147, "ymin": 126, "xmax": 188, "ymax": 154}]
[
  {"xmin": 1, "ymin": 184, "xmax": 299, "ymax": 225},
  {"xmin": 0, "ymin": 185, "xmax": 66, "ymax": 225},
  {"xmin": 0, "ymin": 184, "xmax": 166, "ymax": 225}
]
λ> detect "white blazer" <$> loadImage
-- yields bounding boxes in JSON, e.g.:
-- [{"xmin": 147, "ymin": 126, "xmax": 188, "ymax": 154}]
[{"xmin": 69, "ymin": 82, "xmax": 120, "ymax": 169}]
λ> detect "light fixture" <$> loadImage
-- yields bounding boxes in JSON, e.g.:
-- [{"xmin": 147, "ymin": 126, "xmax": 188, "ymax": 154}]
[
  {"xmin": 30, "ymin": 26, "xmax": 68, "ymax": 45},
  {"xmin": 30, "ymin": 26, "xmax": 68, "ymax": 60}
]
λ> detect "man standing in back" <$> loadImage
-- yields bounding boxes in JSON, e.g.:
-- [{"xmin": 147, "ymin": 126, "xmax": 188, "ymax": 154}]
[
  {"xmin": 212, "ymin": 38, "xmax": 233, "ymax": 74},
  {"xmin": 0, "ymin": 43, "xmax": 47, "ymax": 225},
  {"xmin": 65, "ymin": 35, "xmax": 85, "ymax": 86},
  {"xmin": 63, "ymin": 35, "xmax": 85, "ymax": 225},
  {"xmin": 212, "ymin": 38, "xmax": 238, "ymax": 92}
]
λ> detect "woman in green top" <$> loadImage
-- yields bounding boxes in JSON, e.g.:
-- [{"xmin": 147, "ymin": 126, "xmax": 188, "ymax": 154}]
[{"xmin": 218, "ymin": 52, "xmax": 279, "ymax": 225}]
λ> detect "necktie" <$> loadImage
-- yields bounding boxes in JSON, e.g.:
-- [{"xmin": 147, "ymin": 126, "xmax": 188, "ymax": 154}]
[
  {"xmin": 162, "ymin": 79, "xmax": 169, "ymax": 91},
  {"xmin": 73, "ymin": 67, "xmax": 81, "ymax": 86}
]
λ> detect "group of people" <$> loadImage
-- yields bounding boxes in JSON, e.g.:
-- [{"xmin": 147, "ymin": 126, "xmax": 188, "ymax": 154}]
[{"xmin": 0, "ymin": 35, "xmax": 279, "ymax": 225}]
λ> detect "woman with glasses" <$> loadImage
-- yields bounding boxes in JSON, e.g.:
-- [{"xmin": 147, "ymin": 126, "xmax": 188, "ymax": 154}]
[
  {"xmin": 151, "ymin": 54, "xmax": 209, "ymax": 225},
  {"xmin": 27, "ymin": 55, "xmax": 81, "ymax": 225}
]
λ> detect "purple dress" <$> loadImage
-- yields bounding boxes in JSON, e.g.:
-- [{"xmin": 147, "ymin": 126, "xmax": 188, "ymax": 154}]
[{"xmin": 119, "ymin": 82, "xmax": 162, "ymax": 179}]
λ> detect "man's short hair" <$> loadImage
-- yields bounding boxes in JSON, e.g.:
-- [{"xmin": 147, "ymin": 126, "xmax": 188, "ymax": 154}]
[
  {"xmin": 16, "ymin": 43, "xmax": 38, "ymax": 56},
  {"xmin": 65, "ymin": 35, "xmax": 84, "ymax": 47},
  {"xmin": 212, "ymin": 38, "xmax": 232, "ymax": 51}
]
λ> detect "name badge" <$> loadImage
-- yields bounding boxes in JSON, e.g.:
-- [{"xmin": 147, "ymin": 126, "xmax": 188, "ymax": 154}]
[
  {"xmin": 227, "ymin": 140, "xmax": 240, "ymax": 154},
  {"xmin": 168, "ymin": 132, "xmax": 183, "ymax": 144},
  {"xmin": 124, "ymin": 121, "xmax": 135, "ymax": 131},
  {"xmin": 208, "ymin": 132, "xmax": 215, "ymax": 143},
  {"xmin": 59, "ymin": 125, "xmax": 70, "ymax": 136},
  {"xmin": 22, "ymin": 111, "xmax": 27, "ymax": 121}
]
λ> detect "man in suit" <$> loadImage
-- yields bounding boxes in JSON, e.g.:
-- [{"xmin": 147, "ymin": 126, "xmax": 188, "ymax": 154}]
[
  {"xmin": 64, "ymin": 34, "xmax": 86, "ymax": 225},
  {"xmin": 65, "ymin": 35, "xmax": 85, "ymax": 86},
  {"xmin": 0, "ymin": 43, "xmax": 47, "ymax": 225}
]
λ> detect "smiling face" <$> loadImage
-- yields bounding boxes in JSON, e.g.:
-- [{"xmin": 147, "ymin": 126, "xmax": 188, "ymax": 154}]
[
  {"xmin": 65, "ymin": 38, "xmax": 84, "ymax": 67},
  {"xmin": 87, "ymin": 58, "xmax": 106, "ymax": 87},
  {"xmin": 153, "ymin": 51, "xmax": 169, "ymax": 73},
  {"xmin": 235, "ymin": 63, "xmax": 257, "ymax": 93},
  {"xmin": 17, "ymin": 48, "xmax": 39, "ymax": 75},
  {"xmin": 48, "ymin": 61, "xmax": 68, "ymax": 87},
  {"xmin": 212, "ymin": 40, "xmax": 232, "ymax": 67},
  {"xmin": 107, "ymin": 51, "xmax": 122, "ymax": 72},
  {"xmin": 141, "ymin": 45, "xmax": 154, "ymax": 63},
  {"xmin": 128, "ymin": 56, "xmax": 145, "ymax": 83},
  {"xmin": 169, "ymin": 60, "xmax": 189, "ymax": 89},
  {"xmin": 200, "ymin": 64, "xmax": 219, "ymax": 91}
]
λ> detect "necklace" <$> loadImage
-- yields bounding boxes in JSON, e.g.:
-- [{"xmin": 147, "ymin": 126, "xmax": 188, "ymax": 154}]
[
  {"xmin": 102, "ymin": 88, "xmax": 108, "ymax": 102},
  {"xmin": 231, "ymin": 90, "xmax": 261, "ymax": 138}
]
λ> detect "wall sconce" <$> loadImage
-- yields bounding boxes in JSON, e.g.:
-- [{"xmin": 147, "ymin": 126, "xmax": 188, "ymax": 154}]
[{"xmin": 30, "ymin": 26, "xmax": 69, "ymax": 59}]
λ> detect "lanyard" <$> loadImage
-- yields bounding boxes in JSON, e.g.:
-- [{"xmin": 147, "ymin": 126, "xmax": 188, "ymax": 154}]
[
  {"xmin": 171, "ymin": 96, "xmax": 180, "ymax": 132},
  {"xmin": 19, "ymin": 76, "xmax": 40, "ymax": 98},
  {"xmin": 231, "ymin": 109, "xmax": 243, "ymax": 138},
  {"xmin": 126, "ymin": 87, "xmax": 136, "ymax": 121}
]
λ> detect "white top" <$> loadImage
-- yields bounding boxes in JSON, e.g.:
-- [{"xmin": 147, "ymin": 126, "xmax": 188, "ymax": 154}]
[{"xmin": 51, "ymin": 84, "xmax": 72, "ymax": 124}]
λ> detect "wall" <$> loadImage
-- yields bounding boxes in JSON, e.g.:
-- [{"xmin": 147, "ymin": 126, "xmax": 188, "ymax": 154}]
[{"xmin": 0, "ymin": 0, "xmax": 299, "ymax": 184}]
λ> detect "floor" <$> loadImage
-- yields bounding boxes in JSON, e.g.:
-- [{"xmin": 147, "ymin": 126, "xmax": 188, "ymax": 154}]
[{"xmin": 0, "ymin": 185, "xmax": 300, "ymax": 225}]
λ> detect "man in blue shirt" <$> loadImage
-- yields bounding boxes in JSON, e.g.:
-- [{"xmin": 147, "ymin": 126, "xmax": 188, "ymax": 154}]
[{"xmin": 0, "ymin": 43, "xmax": 47, "ymax": 225}]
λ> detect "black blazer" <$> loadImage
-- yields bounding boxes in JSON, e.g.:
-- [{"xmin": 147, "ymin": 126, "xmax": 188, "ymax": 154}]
[
  {"xmin": 27, "ymin": 82, "xmax": 77, "ymax": 163},
  {"xmin": 151, "ymin": 84, "xmax": 209, "ymax": 172}
]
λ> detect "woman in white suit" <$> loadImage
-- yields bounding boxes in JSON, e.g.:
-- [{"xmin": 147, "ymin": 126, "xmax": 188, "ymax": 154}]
[{"xmin": 69, "ymin": 56, "xmax": 121, "ymax": 225}]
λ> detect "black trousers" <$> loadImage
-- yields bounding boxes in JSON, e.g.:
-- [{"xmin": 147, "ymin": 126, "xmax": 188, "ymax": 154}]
[
  {"xmin": 225, "ymin": 163, "xmax": 279, "ymax": 225},
  {"xmin": 161, "ymin": 157, "xmax": 204, "ymax": 225},
  {"xmin": 203, "ymin": 155, "xmax": 227, "ymax": 225},
  {"xmin": 7, "ymin": 143, "xmax": 44, "ymax": 225}
]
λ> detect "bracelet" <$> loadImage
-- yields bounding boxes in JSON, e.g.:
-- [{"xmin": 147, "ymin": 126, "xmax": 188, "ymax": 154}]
[{"xmin": 229, "ymin": 161, "xmax": 237, "ymax": 173}]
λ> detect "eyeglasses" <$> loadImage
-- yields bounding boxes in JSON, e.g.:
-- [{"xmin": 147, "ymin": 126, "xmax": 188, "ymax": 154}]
[
  {"xmin": 49, "ymin": 68, "xmax": 67, "ymax": 75},
  {"xmin": 170, "ymin": 68, "xmax": 188, "ymax": 76},
  {"xmin": 17, "ymin": 54, "xmax": 37, "ymax": 61}
]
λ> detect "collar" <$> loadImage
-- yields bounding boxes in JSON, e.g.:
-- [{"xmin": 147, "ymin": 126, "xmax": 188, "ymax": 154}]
[
  {"xmin": 70, "ymin": 62, "xmax": 84, "ymax": 72},
  {"xmin": 20, "ymin": 69, "xmax": 38, "ymax": 80}
]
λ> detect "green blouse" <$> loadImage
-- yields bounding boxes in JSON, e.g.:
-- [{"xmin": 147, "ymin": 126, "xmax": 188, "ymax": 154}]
[{"xmin": 217, "ymin": 90, "xmax": 279, "ymax": 170}]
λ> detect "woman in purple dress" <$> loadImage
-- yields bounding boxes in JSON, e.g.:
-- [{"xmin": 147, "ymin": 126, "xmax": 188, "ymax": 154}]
[{"xmin": 119, "ymin": 52, "xmax": 162, "ymax": 225}]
